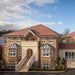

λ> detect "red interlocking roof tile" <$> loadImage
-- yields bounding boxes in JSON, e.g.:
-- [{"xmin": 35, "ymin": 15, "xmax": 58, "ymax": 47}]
[
  {"xmin": 4, "ymin": 24, "xmax": 59, "ymax": 36},
  {"xmin": 59, "ymin": 43, "xmax": 75, "ymax": 49},
  {"xmin": 66, "ymin": 31, "xmax": 75, "ymax": 36}
]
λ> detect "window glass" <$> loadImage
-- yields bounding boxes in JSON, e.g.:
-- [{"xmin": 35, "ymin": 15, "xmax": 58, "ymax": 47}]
[
  {"xmin": 41, "ymin": 37, "xmax": 46, "ymax": 43},
  {"xmin": 43, "ymin": 50, "xmax": 49, "ymax": 56},
  {"xmin": 65, "ymin": 52, "xmax": 75, "ymax": 59},
  {"xmin": 43, "ymin": 63, "xmax": 49, "ymax": 68},
  {"xmin": 18, "ymin": 49, "xmax": 21, "ymax": 56},
  {"xmin": 10, "ymin": 63, "xmax": 16, "ymax": 68},
  {"xmin": 17, "ymin": 38, "xmax": 20, "ymax": 43},
  {"xmin": 9, "ymin": 50, "xmax": 16, "ymax": 57},
  {"xmin": 51, "ymin": 50, "xmax": 53, "ymax": 57},
  {"xmin": 49, "ymin": 38, "xmax": 53, "ymax": 43},
  {"xmin": 10, "ymin": 38, "xmax": 13, "ymax": 44}
]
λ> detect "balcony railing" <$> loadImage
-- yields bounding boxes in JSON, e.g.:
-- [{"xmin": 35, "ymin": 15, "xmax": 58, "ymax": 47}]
[
  {"xmin": 15, "ymin": 55, "xmax": 27, "ymax": 72},
  {"xmin": 22, "ymin": 41, "xmax": 38, "ymax": 47},
  {"xmin": 26, "ymin": 55, "xmax": 34, "ymax": 71}
]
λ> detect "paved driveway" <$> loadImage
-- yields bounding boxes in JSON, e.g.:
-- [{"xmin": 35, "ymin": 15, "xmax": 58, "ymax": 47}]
[{"xmin": 0, "ymin": 69, "xmax": 75, "ymax": 75}]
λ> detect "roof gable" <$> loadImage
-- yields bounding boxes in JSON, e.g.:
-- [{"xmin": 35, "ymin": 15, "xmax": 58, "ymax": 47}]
[
  {"xmin": 4, "ymin": 24, "xmax": 59, "ymax": 36},
  {"xmin": 24, "ymin": 29, "xmax": 36, "ymax": 37}
]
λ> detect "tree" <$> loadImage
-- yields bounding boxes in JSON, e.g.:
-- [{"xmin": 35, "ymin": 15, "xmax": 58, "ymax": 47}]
[{"xmin": 63, "ymin": 28, "xmax": 70, "ymax": 35}]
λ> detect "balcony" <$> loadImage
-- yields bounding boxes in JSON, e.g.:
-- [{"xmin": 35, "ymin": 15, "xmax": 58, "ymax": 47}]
[{"xmin": 22, "ymin": 41, "xmax": 38, "ymax": 47}]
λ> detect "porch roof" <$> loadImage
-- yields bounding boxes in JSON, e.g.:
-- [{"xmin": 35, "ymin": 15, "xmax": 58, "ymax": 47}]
[{"xmin": 40, "ymin": 43, "xmax": 54, "ymax": 49}]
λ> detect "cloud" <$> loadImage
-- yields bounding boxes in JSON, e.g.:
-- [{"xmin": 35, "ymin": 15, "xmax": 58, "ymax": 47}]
[
  {"xmin": 40, "ymin": 15, "xmax": 52, "ymax": 18},
  {"xmin": 57, "ymin": 21, "xmax": 62, "ymax": 25},
  {"xmin": 0, "ymin": 0, "xmax": 59, "ymax": 30}
]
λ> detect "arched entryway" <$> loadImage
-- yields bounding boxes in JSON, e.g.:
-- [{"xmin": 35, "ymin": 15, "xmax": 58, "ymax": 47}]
[{"xmin": 27, "ymin": 49, "xmax": 33, "ymax": 58}]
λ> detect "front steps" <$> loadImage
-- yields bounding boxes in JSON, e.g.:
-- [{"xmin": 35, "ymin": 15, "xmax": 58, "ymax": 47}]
[{"xmin": 18, "ymin": 58, "xmax": 30, "ymax": 72}]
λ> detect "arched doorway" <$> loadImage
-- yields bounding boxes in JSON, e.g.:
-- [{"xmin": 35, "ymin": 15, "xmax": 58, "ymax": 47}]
[{"xmin": 27, "ymin": 49, "xmax": 33, "ymax": 58}]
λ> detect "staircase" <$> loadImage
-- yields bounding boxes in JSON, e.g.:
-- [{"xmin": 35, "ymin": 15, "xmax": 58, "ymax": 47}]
[
  {"xmin": 15, "ymin": 55, "xmax": 34, "ymax": 72},
  {"xmin": 18, "ymin": 58, "xmax": 30, "ymax": 72}
]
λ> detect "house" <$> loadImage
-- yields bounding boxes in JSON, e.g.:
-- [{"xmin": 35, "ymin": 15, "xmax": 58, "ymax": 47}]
[
  {"xmin": 2, "ymin": 24, "xmax": 61, "ymax": 72},
  {"xmin": 59, "ymin": 31, "xmax": 75, "ymax": 68},
  {"xmin": 2, "ymin": 24, "xmax": 75, "ymax": 72}
]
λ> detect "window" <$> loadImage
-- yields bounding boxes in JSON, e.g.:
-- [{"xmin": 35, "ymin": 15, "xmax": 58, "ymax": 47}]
[
  {"xmin": 10, "ymin": 63, "xmax": 16, "ymax": 68},
  {"xmin": 41, "ymin": 37, "xmax": 46, "ymax": 43},
  {"xmin": 18, "ymin": 49, "xmax": 21, "ymax": 56},
  {"xmin": 51, "ymin": 50, "xmax": 53, "ymax": 57},
  {"xmin": 51, "ymin": 62, "xmax": 54, "ymax": 67},
  {"xmin": 17, "ymin": 38, "xmax": 20, "ymax": 44},
  {"xmin": 43, "ymin": 50, "xmax": 49, "ymax": 56},
  {"xmin": 43, "ymin": 63, "xmax": 49, "ymax": 68},
  {"xmin": 49, "ymin": 38, "xmax": 53, "ymax": 43},
  {"xmin": 29, "ymin": 37, "xmax": 35, "ymax": 41},
  {"xmin": 10, "ymin": 38, "xmax": 13, "ymax": 44},
  {"xmin": 9, "ymin": 50, "xmax": 16, "ymax": 57},
  {"xmin": 65, "ymin": 52, "xmax": 75, "ymax": 59}
]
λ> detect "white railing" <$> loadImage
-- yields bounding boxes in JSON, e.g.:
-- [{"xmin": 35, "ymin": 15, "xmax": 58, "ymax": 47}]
[
  {"xmin": 27, "ymin": 55, "xmax": 34, "ymax": 71},
  {"xmin": 15, "ymin": 55, "xmax": 27, "ymax": 72}
]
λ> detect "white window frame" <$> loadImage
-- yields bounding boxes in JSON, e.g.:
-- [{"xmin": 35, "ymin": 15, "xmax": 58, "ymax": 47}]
[
  {"xmin": 43, "ymin": 50, "xmax": 49, "ymax": 57},
  {"xmin": 18, "ymin": 49, "xmax": 21, "ymax": 56},
  {"xmin": 51, "ymin": 62, "xmax": 54, "ymax": 67},
  {"xmin": 51, "ymin": 50, "xmax": 53, "ymax": 57},
  {"xmin": 10, "ymin": 62, "xmax": 16, "ymax": 68},
  {"xmin": 17, "ymin": 37, "xmax": 20, "ymax": 44},
  {"xmin": 49, "ymin": 38, "xmax": 53, "ymax": 43},
  {"xmin": 65, "ymin": 52, "xmax": 75, "ymax": 59},
  {"xmin": 43, "ymin": 63, "xmax": 49, "ymax": 68},
  {"xmin": 10, "ymin": 38, "xmax": 13, "ymax": 44},
  {"xmin": 41, "ymin": 37, "xmax": 46, "ymax": 43},
  {"xmin": 9, "ymin": 50, "xmax": 16, "ymax": 57}
]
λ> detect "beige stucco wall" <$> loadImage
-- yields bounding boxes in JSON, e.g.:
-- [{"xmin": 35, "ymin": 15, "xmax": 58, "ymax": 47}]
[
  {"xmin": 59, "ymin": 49, "xmax": 75, "ymax": 59},
  {"xmin": 22, "ymin": 41, "xmax": 39, "ymax": 61}
]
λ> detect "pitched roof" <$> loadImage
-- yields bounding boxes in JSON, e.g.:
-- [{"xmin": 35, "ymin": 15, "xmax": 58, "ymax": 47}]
[
  {"xmin": 4, "ymin": 24, "xmax": 59, "ymax": 36},
  {"xmin": 59, "ymin": 43, "xmax": 75, "ymax": 49},
  {"xmin": 66, "ymin": 31, "xmax": 75, "ymax": 36},
  {"xmin": 8, "ymin": 43, "xmax": 21, "ymax": 49}
]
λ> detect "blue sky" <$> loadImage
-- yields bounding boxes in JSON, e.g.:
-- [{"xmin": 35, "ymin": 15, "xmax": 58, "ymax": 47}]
[{"xmin": 0, "ymin": 0, "xmax": 75, "ymax": 34}]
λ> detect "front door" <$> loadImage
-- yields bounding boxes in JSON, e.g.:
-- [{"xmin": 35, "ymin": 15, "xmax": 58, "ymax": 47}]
[{"xmin": 27, "ymin": 49, "xmax": 32, "ymax": 58}]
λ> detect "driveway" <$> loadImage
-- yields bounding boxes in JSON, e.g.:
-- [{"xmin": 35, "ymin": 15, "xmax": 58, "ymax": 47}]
[{"xmin": 0, "ymin": 69, "xmax": 75, "ymax": 75}]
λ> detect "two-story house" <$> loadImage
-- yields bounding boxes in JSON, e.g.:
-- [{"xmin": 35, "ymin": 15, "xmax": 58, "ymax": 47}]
[{"xmin": 2, "ymin": 24, "xmax": 61, "ymax": 72}]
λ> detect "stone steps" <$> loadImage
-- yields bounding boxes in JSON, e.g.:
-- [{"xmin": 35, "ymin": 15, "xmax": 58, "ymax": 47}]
[{"xmin": 18, "ymin": 58, "xmax": 30, "ymax": 72}]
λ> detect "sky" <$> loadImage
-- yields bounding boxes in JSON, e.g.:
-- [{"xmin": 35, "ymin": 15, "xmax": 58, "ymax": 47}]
[{"xmin": 0, "ymin": 0, "xmax": 75, "ymax": 34}]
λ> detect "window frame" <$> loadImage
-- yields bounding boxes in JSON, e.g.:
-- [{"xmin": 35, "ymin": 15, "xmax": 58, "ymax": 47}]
[
  {"xmin": 10, "ymin": 38, "xmax": 13, "ymax": 44},
  {"xmin": 41, "ymin": 37, "xmax": 46, "ymax": 44},
  {"xmin": 17, "ymin": 37, "xmax": 21, "ymax": 44},
  {"xmin": 29, "ymin": 37, "xmax": 36, "ymax": 41},
  {"xmin": 10, "ymin": 62, "xmax": 16, "ymax": 68},
  {"xmin": 9, "ymin": 50, "xmax": 16, "ymax": 57},
  {"xmin": 49, "ymin": 38, "xmax": 53, "ymax": 43},
  {"xmin": 43, "ymin": 50, "xmax": 49, "ymax": 57},
  {"xmin": 18, "ymin": 49, "xmax": 22, "ymax": 56},
  {"xmin": 65, "ymin": 52, "xmax": 75, "ymax": 59},
  {"xmin": 43, "ymin": 63, "xmax": 49, "ymax": 68},
  {"xmin": 51, "ymin": 50, "xmax": 53, "ymax": 57}
]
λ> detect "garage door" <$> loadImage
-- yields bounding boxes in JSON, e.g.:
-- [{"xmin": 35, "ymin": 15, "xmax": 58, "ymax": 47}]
[{"xmin": 67, "ymin": 60, "xmax": 75, "ymax": 68}]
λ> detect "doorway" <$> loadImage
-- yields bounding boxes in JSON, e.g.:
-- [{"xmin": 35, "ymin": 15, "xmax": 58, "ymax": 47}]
[{"xmin": 27, "ymin": 49, "xmax": 33, "ymax": 58}]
